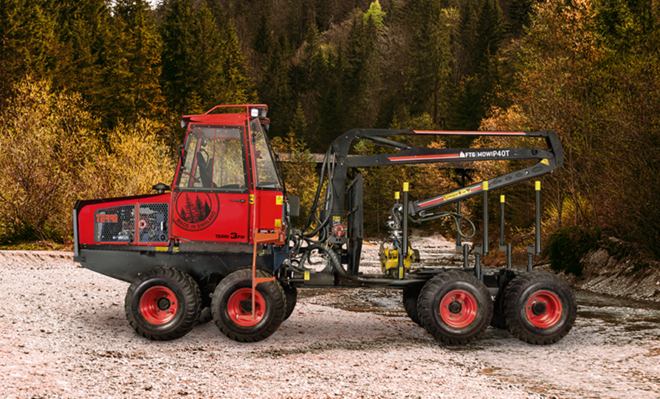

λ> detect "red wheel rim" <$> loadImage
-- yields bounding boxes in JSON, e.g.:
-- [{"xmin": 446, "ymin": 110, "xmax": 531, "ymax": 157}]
[
  {"xmin": 439, "ymin": 289, "xmax": 478, "ymax": 328},
  {"xmin": 227, "ymin": 288, "xmax": 266, "ymax": 327},
  {"xmin": 139, "ymin": 286, "xmax": 178, "ymax": 325},
  {"xmin": 525, "ymin": 290, "xmax": 562, "ymax": 328}
]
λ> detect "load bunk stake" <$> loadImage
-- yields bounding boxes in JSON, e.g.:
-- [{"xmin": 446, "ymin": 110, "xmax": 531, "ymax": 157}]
[
  {"xmin": 499, "ymin": 195, "xmax": 512, "ymax": 270},
  {"xmin": 398, "ymin": 182, "xmax": 410, "ymax": 280},
  {"xmin": 527, "ymin": 181, "xmax": 542, "ymax": 272}
]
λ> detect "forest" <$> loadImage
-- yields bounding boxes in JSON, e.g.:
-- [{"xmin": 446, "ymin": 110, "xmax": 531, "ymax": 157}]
[{"xmin": 0, "ymin": 0, "xmax": 658, "ymax": 271}]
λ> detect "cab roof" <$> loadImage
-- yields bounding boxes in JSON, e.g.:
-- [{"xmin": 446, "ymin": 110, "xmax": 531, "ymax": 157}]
[{"xmin": 181, "ymin": 104, "xmax": 268, "ymax": 126}]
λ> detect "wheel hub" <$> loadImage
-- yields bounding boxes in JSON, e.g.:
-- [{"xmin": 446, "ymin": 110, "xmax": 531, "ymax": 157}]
[
  {"xmin": 531, "ymin": 301, "xmax": 547, "ymax": 316},
  {"xmin": 157, "ymin": 297, "xmax": 171, "ymax": 311},
  {"xmin": 448, "ymin": 300, "xmax": 462, "ymax": 314},
  {"xmin": 240, "ymin": 299, "xmax": 253, "ymax": 313}
]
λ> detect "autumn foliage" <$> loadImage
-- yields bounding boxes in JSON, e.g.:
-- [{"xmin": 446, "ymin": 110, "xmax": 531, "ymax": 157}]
[{"xmin": 0, "ymin": 0, "xmax": 658, "ymax": 261}]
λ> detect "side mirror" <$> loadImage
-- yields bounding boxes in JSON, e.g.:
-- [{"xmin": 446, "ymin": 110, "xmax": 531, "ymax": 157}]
[
  {"xmin": 152, "ymin": 183, "xmax": 171, "ymax": 194},
  {"xmin": 287, "ymin": 196, "xmax": 300, "ymax": 217}
]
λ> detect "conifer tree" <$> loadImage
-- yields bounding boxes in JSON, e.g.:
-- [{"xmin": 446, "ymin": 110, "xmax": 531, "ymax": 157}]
[
  {"xmin": 0, "ymin": 0, "xmax": 60, "ymax": 104},
  {"xmin": 218, "ymin": 13, "xmax": 254, "ymax": 104},
  {"xmin": 52, "ymin": 0, "xmax": 113, "ymax": 118},
  {"xmin": 103, "ymin": 0, "xmax": 165, "ymax": 125},
  {"xmin": 508, "ymin": 0, "xmax": 535, "ymax": 38},
  {"xmin": 343, "ymin": 14, "xmax": 381, "ymax": 130},
  {"xmin": 404, "ymin": 0, "xmax": 451, "ymax": 125},
  {"xmin": 258, "ymin": 34, "xmax": 295, "ymax": 139}
]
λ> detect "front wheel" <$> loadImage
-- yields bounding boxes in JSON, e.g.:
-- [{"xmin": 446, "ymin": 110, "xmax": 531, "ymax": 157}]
[
  {"xmin": 504, "ymin": 270, "xmax": 577, "ymax": 345},
  {"xmin": 125, "ymin": 267, "xmax": 201, "ymax": 341},
  {"xmin": 211, "ymin": 269, "xmax": 286, "ymax": 342},
  {"xmin": 417, "ymin": 270, "xmax": 493, "ymax": 344}
]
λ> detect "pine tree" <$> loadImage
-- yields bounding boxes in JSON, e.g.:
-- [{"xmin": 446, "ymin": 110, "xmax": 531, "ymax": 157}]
[
  {"xmin": 342, "ymin": 14, "xmax": 381, "ymax": 130},
  {"xmin": 404, "ymin": 0, "xmax": 452, "ymax": 125},
  {"xmin": 0, "ymin": 0, "xmax": 60, "ymax": 104},
  {"xmin": 449, "ymin": 0, "xmax": 504, "ymax": 131},
  {"xmin": 52, "ymin": 0, "xmax": 114, "ymax": 118},
  {"xmin": 102, "ymin": 0, "xmax": 165, "ymax": 126},
  {"xmin": 508, "ymin": 0, "xmax": 535, "ymax": 38},
  {"xmin": 217, "ymin": 13, "xmax": 254, "ymax": 105},
  {"xmin": 258, "ymin": 34, "xmax": 295, "ymax": 139},
  {"xmin": 289, "ymin": 102, "xmax": 308, "ymax": 143}
]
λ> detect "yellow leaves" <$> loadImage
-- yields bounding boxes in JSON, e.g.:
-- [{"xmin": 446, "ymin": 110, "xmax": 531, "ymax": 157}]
[
  {"xmin": 0, "ymin": 77, "xmax": 173, "ymax": 242},
  {"xmin": 480, "ymin": 105, "xmax": 530, "ymax": 132}
]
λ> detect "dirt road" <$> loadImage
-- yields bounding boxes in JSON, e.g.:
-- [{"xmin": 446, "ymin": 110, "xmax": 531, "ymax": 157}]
[{"xmin": 1, "ymin": 248, "xmax": 659, "ymax": 398}]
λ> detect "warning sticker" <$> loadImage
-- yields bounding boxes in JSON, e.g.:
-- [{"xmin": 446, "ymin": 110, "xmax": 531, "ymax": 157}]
[{"xmin": 444, "ymin": 187, "xmax": 472, "ymax": 201}]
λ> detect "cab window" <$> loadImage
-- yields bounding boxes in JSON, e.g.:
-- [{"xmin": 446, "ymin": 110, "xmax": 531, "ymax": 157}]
[
  {"xmin": 250, "ymin": 119, "xmax": 281, "ymax": 189},
  {"xmin": 177, "ymin": 126, "xmax": 246, "ymax": 190}
]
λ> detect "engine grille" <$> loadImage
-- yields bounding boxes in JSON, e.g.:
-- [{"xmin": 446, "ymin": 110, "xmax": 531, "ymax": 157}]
[
  {"xmin": 138, "ymin": 203, "xmax": 169, "ymax": 243},
  {"xmin": 94, "ymin": 205, "xmax": 135, "ymax": 242}
]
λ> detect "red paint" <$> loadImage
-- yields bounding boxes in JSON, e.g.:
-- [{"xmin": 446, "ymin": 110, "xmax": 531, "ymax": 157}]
[
  {"xmin": 413, "ymin": 130, "xmax": 526, "ymax": 135},
  {"xmin": 227, "ymin": 288, "xmax": 266, "ymax": 327},
  {"xmin": 172, "ymin": 192, "xmax": 250, "ymax": 243},
  {"xmin": 387, "ymin": 154, "xmax": 461, "ymax": 162},
  {"xmin": 525, "ymin": 290, "xmax": 562, "ymax": 328},
  {"xmin": 139, "ymin": 286, "xmax": 178, "ymax": 325},
  {"xmin": 77, "ymin": 193, "xmax": 170, "ymax": 246},
  {"xmin": 439, "ymin": 289, "xmax": 478, "ymax": 328}
]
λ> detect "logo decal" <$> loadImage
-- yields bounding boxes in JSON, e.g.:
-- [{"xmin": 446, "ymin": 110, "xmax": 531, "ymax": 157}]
[
  {"xmin": 96, "ymin": 214, "xmax": 118, "ymax": 223},
  {"xmin": 173, "ymin": 192, "xmax": 219, "ymax": 231}
]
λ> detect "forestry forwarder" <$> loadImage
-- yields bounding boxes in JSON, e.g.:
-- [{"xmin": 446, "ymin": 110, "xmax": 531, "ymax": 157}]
[{"xmin": 73, "ymin": 104, "xmax": 576, "ymax": 345}]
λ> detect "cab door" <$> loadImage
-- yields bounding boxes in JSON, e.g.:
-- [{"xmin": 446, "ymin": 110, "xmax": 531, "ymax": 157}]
[
  {"xmin": 171, "ymin": 125, "xmax": 250, "ymax": 243},
  {"xmin": 247, "ymin": 118, "xmax": 285, "ymax": 238}
]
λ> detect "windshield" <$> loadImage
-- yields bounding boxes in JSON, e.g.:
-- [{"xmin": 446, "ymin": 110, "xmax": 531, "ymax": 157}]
[
  {"xmin": 250, "ymin": 119, "xmax": 281, "ymax": 189},
  {"xmin": 177, "ymin": 125, "xmax": 246, "ymax": 190}
]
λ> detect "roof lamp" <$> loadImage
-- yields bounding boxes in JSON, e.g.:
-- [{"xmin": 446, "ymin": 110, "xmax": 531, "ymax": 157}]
[{"xmin": 250, "ymin": 108, "xmax": 259, "ymax": 118}]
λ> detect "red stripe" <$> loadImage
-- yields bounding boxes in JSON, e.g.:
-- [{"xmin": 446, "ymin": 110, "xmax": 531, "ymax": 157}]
[
  {"xmin": 418, "ymin": 185, "xmax": 483, "ymax": 208},
  {"xmin": 419, "ymin": 197, "xmax": 445, "ymax": 207},
  {"xmin": 413, "ymin": 130, "xmax": 525, "ymax": 135},
  {"xmin": 388, "ymin": 154, "xmax": 460, "ymax": 162}
]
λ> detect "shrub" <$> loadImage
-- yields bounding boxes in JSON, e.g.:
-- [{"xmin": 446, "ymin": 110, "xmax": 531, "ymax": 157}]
[
  {"xmin": 0, "ymin": 77, "xmax": 173, "ymax": 245},
  {"xmin": 542, "ymin": 226, "xmax": 601, "ymax": 276}
]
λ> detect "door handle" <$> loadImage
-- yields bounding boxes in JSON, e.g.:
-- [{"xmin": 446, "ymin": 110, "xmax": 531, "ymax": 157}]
[{"xmin": 231, "ymin": 199, "xmax": 246, "ymax": 203}]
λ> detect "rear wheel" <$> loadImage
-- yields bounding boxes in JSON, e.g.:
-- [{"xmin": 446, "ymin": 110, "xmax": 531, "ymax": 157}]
[
  {"xmin": 125, "ymin": 267, "xmax": 201, "ymax": 341},
  {"xmin": 417, "ymin": 270, "xmax": 493, "ymax": 344},
  {"xmin": 403, "ymin": 285, "xmax": 423, "ymax": 326},
  {"xmin": 504, "ymin": 270, "xmax": 577, "ymax": 345},
  {"xmin": 212, "ymin": 269, "xmax": 286, "ymax": 342}
]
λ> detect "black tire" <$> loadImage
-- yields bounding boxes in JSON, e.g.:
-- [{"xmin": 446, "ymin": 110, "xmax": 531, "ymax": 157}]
[
  {"xmin": 504, "ymin": 270, "xmax": 577, "ymax": 345},
  {"xmin": 403, "ymin": 285, "xmax": 423, "ymax": 327},
  {"xmin": 490, "ymin": 289, "xmax": 509, "ymax": 330},
  {"xmin": 196, "ymin": 274, "xmax": 222, "ymax": 325},
  {"xmin": 196, "ymin": 307, "xmax": 213, "ymax": 325},
  {"xmin": 211, "ymin": 269, "xmax": 286, "ymax": 342},
  {"xmin": 417, "ymin": 270, "xmax": 493, "ymax": 344},
  {"xmin": 280, "ymin": 281, "xmax": 297, "ymax": 321},
  {"xmin": 125, "ymin": 267, "xmax": 201, "ymax": 341}
]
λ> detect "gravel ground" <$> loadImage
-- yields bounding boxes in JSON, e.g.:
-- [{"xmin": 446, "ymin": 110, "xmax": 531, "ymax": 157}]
[{"xmin": 1, "ymin": 242, "xmax": 659, "ymax": 398}]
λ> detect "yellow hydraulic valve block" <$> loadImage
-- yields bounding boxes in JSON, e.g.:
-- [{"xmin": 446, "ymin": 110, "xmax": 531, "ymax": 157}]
[{"xmin": 378, "ymin": 242, "xmax": 420, "ymax": 276}]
